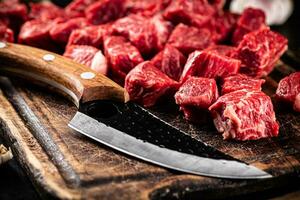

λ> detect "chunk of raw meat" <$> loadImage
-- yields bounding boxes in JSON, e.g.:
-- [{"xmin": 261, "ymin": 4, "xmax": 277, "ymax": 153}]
[
  {"xmin": 18, "ymin": 19, "xmax": 60, "ymax": 51},
  {"xmin": 29, "ymin": 2, "xmax": 65, "ymax": 21},
  {"xmin": 112, "ymin": 14, "xmax": 158, "ymax": 55},
  {"xmin": 208, "ymin": 0, "xmax": 225, "ymax": 10},
  {"xmin": 209, "ymin": 90, "xmax": 279, "ymax": 141},
  {"xmin": 221, "ymin": 74, "xmax": 265, "ymax": 95},
  {"xmin": 275, "ymin": 72, "xmax": 300, "ymax": 112},
  {"xmin": 237, "ymin": 28, "xmax": 288, "ymax": 78},
  {"xmin": 205, "ymin": 45, "xmax": 237, "ymax": 58},
  {"xmin": 85, "ymin": 0, "xmax": 126, "ymax": 25},
  {"xmin": 204, "ymin": 11, "xmax": 238, "ymax": 42},
  {"xmin": 232, "ymin": 8, "xmax": 266, "ymax": 46},
  {"xmin": 150, "ymin": 15, "xmax": 173, "ymax": 51},
  {"xmin": 65, "ymin": 0, "xmax": 98, "ymax": 18},
  {"xmin": 50, "ymin": 17, "xmax": 88, "ymax": 44},
  {"xmin": 0, "ymin": 25, "xmax": 14, "ymax": 42},
  {"xmin": 168, "ymin": 23, "xmax": 213, "ymax": 55},
  {"xmin": 175, "ymin": 77, "xmax": 219, "ymax": 123},
  {"xmin": 67, "ymin": 24, "xmax": 112, "ymax": 48},
  {"xmin": 125, "ymin": 61, "xmax": 180, "ymax": 107},
  {"xmin": 151, "ymin": 45, "xmax": 186, "ymax": 81},
  {"xmin": 104, "ymin": 36, "xmax": 144, "ymax": 85},
  {"xmin": 64, "ymin": 45, "xmax": 108, "ymax": 75},
  {"xmin": 125, "ymin": 0, "xmax": 171, "ymax": 17},
  {"xmin": 163, "ymin": 0, "xmax": 216, "ymax": 28},
  {"xmin": 180, "ymin": 50, "xmax": 240, "ymax": 83}
]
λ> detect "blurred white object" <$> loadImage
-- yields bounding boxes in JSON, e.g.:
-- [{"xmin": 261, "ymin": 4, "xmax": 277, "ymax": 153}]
[{"xmin": 230, "ymin": 0, "xmax": 294, "ymax": 25}]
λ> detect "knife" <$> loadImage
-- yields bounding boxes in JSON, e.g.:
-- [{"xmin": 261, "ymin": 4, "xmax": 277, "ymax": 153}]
[{"xmin": 0, "ymin": 42, "xmax": 272, "ymax": 179}]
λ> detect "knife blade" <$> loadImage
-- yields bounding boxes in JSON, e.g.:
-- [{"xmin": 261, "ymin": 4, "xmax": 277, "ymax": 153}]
[{"xmin": 0, "ymin": 42, "xmax": 272, "ymax": 179}]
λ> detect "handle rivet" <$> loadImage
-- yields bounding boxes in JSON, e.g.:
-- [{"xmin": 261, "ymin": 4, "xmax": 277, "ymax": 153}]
[
  {"xmin": 0, "ymin": 42, "xmax": 7, "ymax": 48},
  {"xmin": 43, "ymin": 54, "xmax": 55, "ymax": 61},
  {"xmin": 80, "ymin": 72, "xmax": 95, "ymax": 79}
]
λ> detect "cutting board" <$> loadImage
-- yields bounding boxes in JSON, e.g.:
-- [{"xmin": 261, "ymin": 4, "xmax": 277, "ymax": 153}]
[{"xmin": 0, "ymin": 57, "xmax": 299, "ymax": 200}]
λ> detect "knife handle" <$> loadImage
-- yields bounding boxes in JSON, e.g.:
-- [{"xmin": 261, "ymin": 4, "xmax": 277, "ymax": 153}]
[{"xmin": 0, "ymin": 42, "xmax": 127, "ymax": 107}]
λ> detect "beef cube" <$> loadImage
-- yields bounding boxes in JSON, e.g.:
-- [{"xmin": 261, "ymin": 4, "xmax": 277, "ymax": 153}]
[
  {"xmin": 125, "ymin": 61, "xmax": 180, "ymax": 107},
  {"xmin": 205, "ymin": 45, "xmax": 237, "ymax": 58},
  {"xmin": 221, "ymin": 74, "xmax": 265, "ymax": 95},
  {"xmin": 18, "ymin": 19, "xmax": 60, "ymax": 52},
  {"xmin": 0, "ymin": 25, "xmax": 14, "ymax": 42},
  {"xmin": 163, "ymin": 0, "xmax": 215, "ymax": 28},
  {"xmin": 29, "ymin": 2, "xmax": 65, "ymax": 21},
  {"xmin": 65, "ymin": 0, "xmax": 98, "ymax": 18},
  {"xmin": 112, "ymin": 14, "xmax": 158, "ymax": 55},
  {"xmin": 275, "ymin": 72, "xmax": 300, "ymax": 112},
  {"xmin": 85, "ymin": 0, "xmax": 126, "ymax": 25},
  {"xmin": 64, "ymin": 45, "xmax": 108, "ymax": 75},
  {"xmin": 175, "ymin": 77, "xmax": 219, "ymax": 123},
  {"xmin": 67, "ymin": 24, "xmax": 112, "ymax": 48},
  {"xmin": 104, "ymin": 36, "xmax": 144, "ymax": 85},
  {"xmin": 50, "ymin": 17, "xmax": 88, "ymax": 44},
  {"xmin": 168, "ymin": 23, "xmax": 213, "ymax": 55},
  {"xmin": 151, "ymin": 45, "xmax": 186, "ymax": 81},
  {"xmin": 125, "ymin": 0, "xmax": 171, "ymax": 17},
  {"xmin": 232, "ymin": 8, "xmax": 267, "ymax": 46},
  {"xmin": 180, "ymin": 50, "xmax": 240, "ymax": 83},
  {"xmin": 209, "ymin": 90, "xmax": 279, "ymax": 141},
  {"xmin": 237, "ymin": 28, "xmax": 288, "ymax": 78},
  {"xmin": 204, "ymin": 11, "xmax": 238, "ymax": 43}
]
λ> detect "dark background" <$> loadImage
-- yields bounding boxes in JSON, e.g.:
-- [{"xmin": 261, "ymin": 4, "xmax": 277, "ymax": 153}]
[{"xmin": 1, "ymin": 0, "xmax": 300, "ymax": 199}]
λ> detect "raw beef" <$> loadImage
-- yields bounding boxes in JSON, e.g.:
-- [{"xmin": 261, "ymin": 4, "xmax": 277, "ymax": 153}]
[
  {"xmin": 65, "ymin": 0, "xmax": 98, "ymax": 18},
  {"xmin": 180, "ymin": 50, "xmax": 240, "ymax": 83},
  {"xmin": 151, "ymin": 45, "xmax": 186, "ymax": 81},
  {"xmin": 175, "ymin": 76, "xmax": 219, "ymax": 123},
  {"xmin": 64, "ymin": 45, "xmax": 108, "ymax": 75},
  {"xmin": 125, "ymin": 61, "xmax": 180, "ymax": 107},
  {"xmin": 232, "ymin": 8, "xmax": 266, "ymax": 46},
  {"xmin": 221, "ymin": 74, "xmax": 265, "ymax": 95},
  {"xmin": 205, "ymin": 45, "xmax": 237, "ymax": 58},
  {"xmin": 104, "ymin": 36, "xmax": 144, "ymax": 85},
  {"xmin": 208, "ymin": 0, "xmax": 225, "ymax": 10},
  {"xmin": 112, "ymin": 14, "xmax": 158, "ymax": 55},
  {"xmin": 85, "ymin": 0, "xmax": 126, "ymax": 25},
  {"xmin": 237, "ymin": 28, "xmax": 288, "ymax": 78},
  {"xmin": 0, "ymin": 25, "xmax": 14, "ymax": 42},
  {"xmin": 125, "ymin": 0, "xmax": 171, "ymax": 17},
  {"xmin": 150, "ymin": 15, "xmax": 173, "ymax": 51},
  {"xmin": 275, "ymin": 72, "xmax": 300, "ymax": 112},
  {"xmin": 29, "ymin": 2, "xmax": 65, "ymax": 21},
  {"xmin": 209, "ymin": 90, "xmax": 279, "ymax": 141},
  {"xmin": 67, "ymin": 24, "xmax": 112, "ymax": 48},
  {"xmin": 163, "ymin": 0, "xmax": 216, "ymax": 28},
  {"xmin": 50, "ymin": 17, "xmax": 88, "ymax": 44},
  {"xmin": 168, "ymin": 23, "xmax": 213, "ymax": 55}
]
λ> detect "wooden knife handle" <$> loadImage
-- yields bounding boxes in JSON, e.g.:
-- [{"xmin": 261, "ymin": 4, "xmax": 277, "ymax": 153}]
[{"xmin": 0, "ymin": 42, "xmax": 126, "ymax": 107}]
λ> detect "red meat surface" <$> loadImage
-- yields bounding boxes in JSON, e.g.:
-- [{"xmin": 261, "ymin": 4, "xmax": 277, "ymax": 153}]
[
  {"xmin": 237, "ymin": 28, "xmax": 288, "ymax": 78},
  {"xmin": 125, "ymin": 0, "xmax": 171, "ymax": 17},
  {"xmin": 275, "ymin": 72, "xmax": 300, "ymax": 112},
  {"xmin": 180, "ymin": 50, "xmax": 240, "ymax": 83},
  {"xmin": 104, "ymin": 36, "xmax": 144, "ymax": 85},
  {"xmin": 64, "ymin": 45, "xmax": 108, "ymax": 75},
  {"xmin": 125, "ymin": 61, "xmax": 180, "ymax": 107},
  {"xmin": 232, "ymin": 8, "xmax": 266, "ymax": 46},
  {"xmin": 209, "ymin": 90, "xmax": 279, "ymax": 141},
  {"xmin": 205, "ymin": 45, "xmax": 237, "ymax": 58},
  {"xmin": 208, "ymin": 0, "xmax": 225, "ymax": 10},
  {"xmin": 168, "ymin": 23, "xmax": 213, "ymax": 55},
  {"xmin": 65, "ymin": 0, "xmax": 98, "ymax": 18},
  {"xmin": 151, "ymin": 45, "xmax": 186, "ymax": 81},
  {"xmin": 29, "ymin": 2, "xmax": 65, "ymax": 21},
  {"xmin": 175, "ymin": 76, "xmax": 219, "ymax": 123},
  {"xmin": 163, "ymin": 0, "xmax": 216, "ymax": 28},
  {"xmin": 0, "ymin": 25, "xmax": 14, "ymax": 42},
  {"xmin": 221, "ymin": 74, "xmax": 265, "ymax": 95},
  {"xmin": 112, "ymin": 14, "xmax": 158, "ymax": 55},
  {"xmin": 85, "ymin": 0, "xmax": 126, "ymax": 25},
  {"xmin": 50, "ymin": 17, "xmax": 88, "ymax": 44},
  {"xmin": 67, "ymin": 24, "xmax": 112, "ymax": 48}
]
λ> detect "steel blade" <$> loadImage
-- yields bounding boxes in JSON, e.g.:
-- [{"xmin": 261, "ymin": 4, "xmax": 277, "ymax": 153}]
[{"xmin": 69, "ymin": 112, "xmax": 272, "ymax": 179}]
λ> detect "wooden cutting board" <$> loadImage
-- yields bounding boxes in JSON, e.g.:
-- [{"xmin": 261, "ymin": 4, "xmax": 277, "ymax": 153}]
[{"xmin": 0, "ymin": 59, "xmax": 299, "ymax": 199}]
